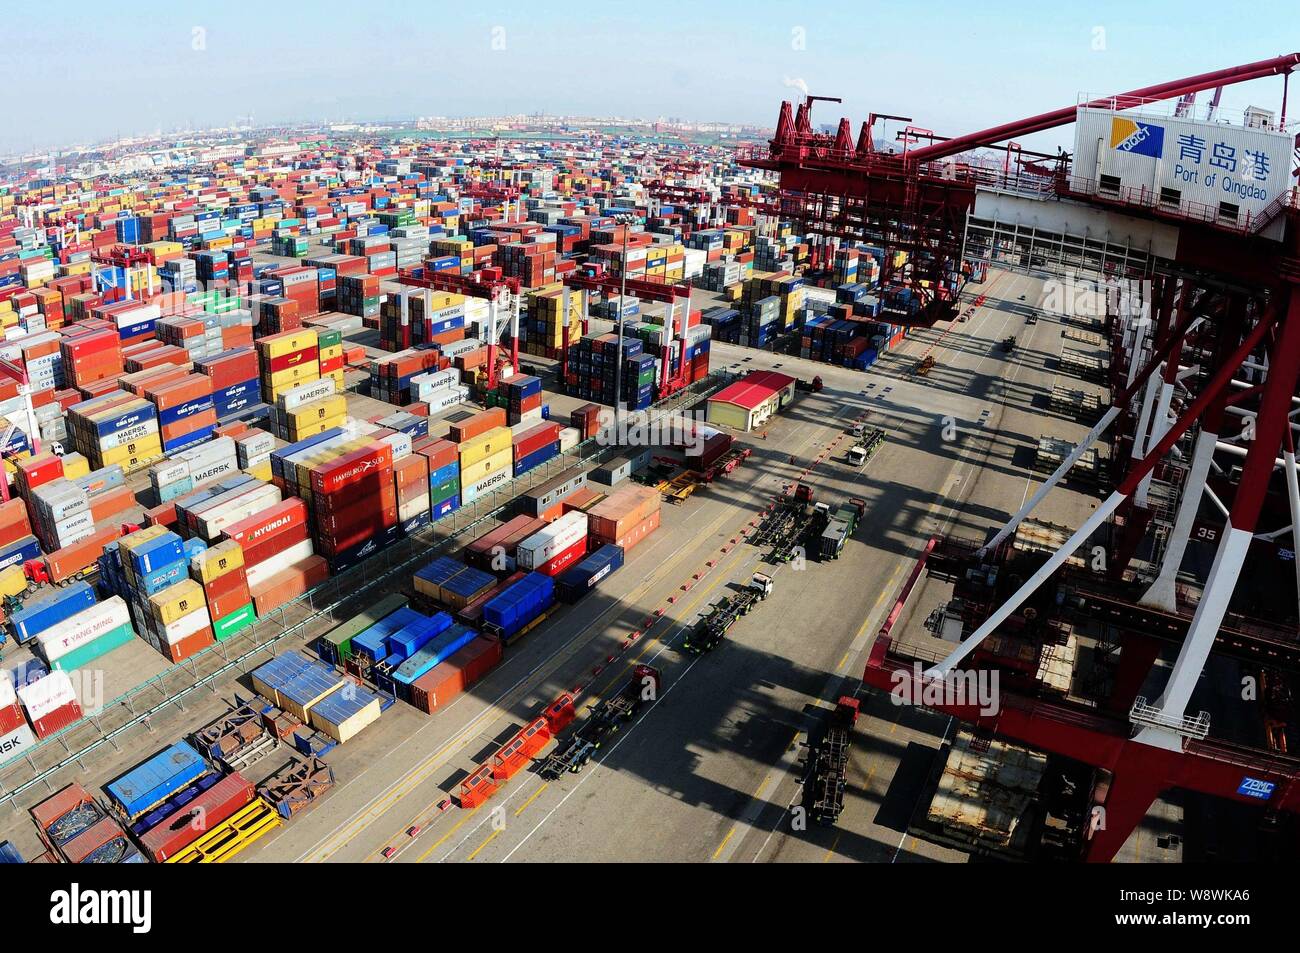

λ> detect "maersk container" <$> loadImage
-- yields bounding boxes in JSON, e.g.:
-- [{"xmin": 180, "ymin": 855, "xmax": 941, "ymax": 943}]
[
  {"xmin": 386, "ymin": 611, "xmax": 452, "ymax": 660},
  {"xmin": 556, "ymin": 544, "xmax": 625, "ymax": 603},
  {"xmin": 106, "ymin": 741, "xmax": 210, "ymax": 821},
  {"xmin": 482, "ymin": 572, "xmax": 554, "ymax": 642},
  {"xmin": 393, "ymin": 623, "xmax": 476, "ymax": 685}
]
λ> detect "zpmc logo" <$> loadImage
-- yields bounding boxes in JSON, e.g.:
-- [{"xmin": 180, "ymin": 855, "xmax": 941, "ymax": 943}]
[{"xmin": 1110, "ymin": 117, "xmax": 1165, "ymax": 158}]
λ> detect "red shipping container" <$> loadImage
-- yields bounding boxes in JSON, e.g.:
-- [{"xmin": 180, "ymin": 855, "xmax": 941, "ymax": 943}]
[
  {"xmin": 512, "ymin": 423, "xmax": 562, "ymax": 460},
  {"xmin": 222, "ymin": 498, "xmax": 307, "ymax": 548},
  {"xmin": 534, "ymin": 537, "xmax": 587, "ymax": 577},
  {"xmin": 137, "ymin": 771, "xmax": 254, "ymax": 863},
  {"xmin": 147, "ymin": 374, "xmax": 213, "ymax": 412},
  {"xmin": 310, "ymin": 443, "xmax": 393, "ymax": 495},
  {"xmin": 45, "ymin": 526, "xmax": 120, "ymax": 583},
  {"xmin": 407, "ymin": 635, "xmax": 504, "ymax": 714},
  {"xmin": 317, "ymin": 505, "xmax": 398, "ymax": 556},
  {"xmin": 249, "ymin": 556, "xmax": 329, "ymax": 615},
  {"xmin": 314, "ymin": 483, "xmax": 396, "ymax": 527},
  {"xmin": 311, "ymin": 472, "xmax": 393, "ymax": 514},
  {"xmin": 268, "ymin": 345, "xmax": 318, "ymax": 375},
  {"xmin": 0, "ymin": 498, "xmax": 31, "ymax": 548},
  {"xmin": 240, "ymin": 523, "xmax": 311, "ymax": 569},
  {"xmin": 60, "ymin": 817, "xmax": 131, "ymax": 864},
  {"xmin": 416, "ymin": 439, "xmax": 457, "ymax": 471}
]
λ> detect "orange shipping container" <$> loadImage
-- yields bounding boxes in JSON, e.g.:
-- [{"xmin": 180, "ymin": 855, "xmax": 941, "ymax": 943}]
[
  {"xmin": 45, "ymin": 526, "xmax": 121, "ymax": 583},
  {"xmin": 591, "ymin": 508, "xmax": 660, "ymax": 554},
  {"xmin": 586, "ymin": 485, "xmax": 661, "ymax": 542},
  {"xmin": 448, "ymin": 407, "xmax": 506, "ymax": 444},
  {"xmin": 249, "ymin": 556, "xmax": 329, "ymax": 615}
]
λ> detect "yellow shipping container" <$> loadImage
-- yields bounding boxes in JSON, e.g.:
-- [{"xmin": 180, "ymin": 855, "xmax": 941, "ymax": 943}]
[
  {"xmin": 191, "ymin": 540, "xmax": 244, "ymax": 585},
  {"xmin": 459, "ymin": 447, "xmax": 512, "ymax": 486},
  {"xmin": 0, "ymin": 564, "xmax": 28, "ymax": 601},
  {"xmin": 149, "ymin": 579, "xmax": 206, "ymax": 626},
  {"xmin": 458, "ymin": 426, "xmax": 512, "ymax": 469},
  {"xmin": 243, "ymin": 461, "xmax": 273, "ymax": 482},
  {"xmin": 265, "ymin": 362, "xmax": 320, "ymax": 389},
  {"xmin": 287, "ymin": 415, "xmax": 346, "ymax": 442},
  {"xmin": 287, "ymin": 395, "xmax": 347, "ymax": 428},
  {"xmin": 318, "ymin": 343, "xmax": 343, "ymax": 362},
  {"xmin": 100, "ymin": 436, "xmax": 164, "ymax": 469},
  {"xmin": 61, "ymin": 455, "xmax": 91, "ymax": 480},
  {"xmin": 258, "ymin": 329, "xmax": 318, "ymax": 358}
]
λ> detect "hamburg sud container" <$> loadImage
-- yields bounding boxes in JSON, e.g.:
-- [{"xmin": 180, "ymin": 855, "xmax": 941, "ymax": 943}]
[
  {"xmin": 515, "ymin": 511, "xmax": 588, "ymax": 577},
  {"xmin": 106, "ymin": 741, "xmax": 210, "ymax": 822},
  {"xmin": 407, "ymin": 634, "xmax": 504, "ymax": 714},
  {"xmin": 136, "ymin": 771, "xmax": 254, "ymax": 862},
  {"xmin": 310, "ymin": 441, "xmax": 398, "ymax": 574},
  {"xmin": 16, "ymin": 670, "xmax": 83, "ymax": 738},
  {"xmin": 556, "ymin": 544, "xmax": 625, "ymax": 603},
  {"xmin": 482, "ymin": 572, "xmax": 555, "ymax": 643}
]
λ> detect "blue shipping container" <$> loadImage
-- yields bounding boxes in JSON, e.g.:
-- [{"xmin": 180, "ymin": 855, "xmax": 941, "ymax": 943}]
[
  {"xmin": 106, "ymin": 741, "xmax": 210, "ymax": 821},
  {"xmin": 482, "ymin": 572, "xmax": 554, "ymax": 641}
]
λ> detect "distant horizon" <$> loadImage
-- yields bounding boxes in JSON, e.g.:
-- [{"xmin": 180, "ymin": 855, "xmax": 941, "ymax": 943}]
[{"xmin": 4, "ymin": 1, "xmax": 1298, "ymax": 159}]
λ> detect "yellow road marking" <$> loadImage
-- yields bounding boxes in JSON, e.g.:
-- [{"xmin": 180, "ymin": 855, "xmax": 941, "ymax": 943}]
[
  {"xmin": 822, "ymin": 834, "xmax": 841, "ymax": 863},
  {"xmin": 467, "ymin": 829, "xmax": 502, "ymax": 861},
  {"xmin": 514, "ymin": 783, "xmax": 548, "ymax": 817},
  {"xmin": 713, "ymin": 826, "xmax": 736, "ymax": 859},
  {"xmin": 836, "ymin": 651, "xmax": 849, "ymax": 671},
  {"xmin": 415, "ymin": 805, "xmax": 479, "ymax": 863}
]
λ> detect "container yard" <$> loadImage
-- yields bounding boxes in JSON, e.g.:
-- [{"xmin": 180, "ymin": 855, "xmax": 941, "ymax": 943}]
[{"xmin": 0, "ymin": 10, "xmax": 1295, "ymax": 926}]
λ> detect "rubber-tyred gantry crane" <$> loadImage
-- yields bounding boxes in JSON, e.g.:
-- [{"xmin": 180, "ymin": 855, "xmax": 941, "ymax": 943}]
[{"xmin": 746, "ymin": 54, "xmax": 1300, "ymax": 860}]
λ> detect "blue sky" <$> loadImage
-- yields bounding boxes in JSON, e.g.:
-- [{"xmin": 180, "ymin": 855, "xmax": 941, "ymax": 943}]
[{"xmin": 5, "ymin": 1, "xmax": 1298, "ymax": 154}]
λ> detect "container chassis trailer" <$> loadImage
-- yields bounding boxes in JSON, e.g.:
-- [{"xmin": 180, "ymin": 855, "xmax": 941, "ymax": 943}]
[
  {"xmin": 802, "ymin": 696, "xmax": 861, "ymax": 826},
  {"xmin": 538, "ymin": 665, "xmax": 662, "ymax": 778},
  {"xmin": 683, "ymin": 573, "xmax": 773, "ymax": 655}
]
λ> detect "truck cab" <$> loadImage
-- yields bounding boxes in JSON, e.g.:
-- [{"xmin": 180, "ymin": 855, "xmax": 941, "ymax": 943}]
[{"xmin": 847, "ymin": 446, "xmax": 868, "ymax": 468}]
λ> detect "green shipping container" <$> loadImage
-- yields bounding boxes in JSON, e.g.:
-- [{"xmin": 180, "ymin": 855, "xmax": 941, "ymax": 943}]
[
  {"xmin": 432, "ymin": 477, "xmax": 460, "ymax": 503},
  {"xmin": 50, "ymin": 623, "xmax": 135, "ymax": 672},
  {"xmin": 213, "ymin": 603, "xmax": 257, "ymax": 642}
]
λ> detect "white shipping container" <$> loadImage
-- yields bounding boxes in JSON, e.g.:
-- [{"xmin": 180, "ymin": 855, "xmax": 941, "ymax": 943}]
[
  {"xmin": 411, "ymin": 368, "xmax": 459, "ymax": 393},
  {"xmin": 516, "ymin": 511, "xmax": 588, "ymax": 569},
  {"xmin": 190, "ymin": 454, "xmax": 237, "ymax": 487},
  {"xmin": 460, "ymin": 468, "xmax": 511, "ymax": 506},
  {"xmin": 150, "ymin": 459, "xmax": 190, "ymax": 489},
  {"xmin": 426, "ymin": 386, "xmax": 469, "ymax": 415},
  {"xmin": 558, "ymin": 427, "xmax": 580, "ymax": 452},
  {"xmin": 244, "ymin": 538, "xmax": 315, "ymax": 590},
  {"xmin": 196, "ymin": 484, "xmax": 283, "ymax": 541},
  {"xmin": 374, "ymin": 431, "xmax": 410, "ymax": 461},
  {"xmin": 398, "ymin": 497, "xmax": 429, "ymax": 522},
  {"xmin": 278, "ymin": 377, "xmax": 337, "ymax": 413},
  {"xmin": 16, "ymin": 670, "xmax": 78, "ymax": 722},
  {"xmin": 36, "ymin": 598, "xmax": 131, "ymax": 663},
  {"xmin": 161, "ymin": 604, "xmax": 212, "ymax": 646},
  {"xmin": 0, "ymin": 723, "xmax": 37, "ymax": 766}
]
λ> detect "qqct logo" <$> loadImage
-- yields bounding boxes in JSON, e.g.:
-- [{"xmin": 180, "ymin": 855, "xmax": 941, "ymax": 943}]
[{"xmin": 1110, "ymin": 117, "xmax": 1165, "ymax": 158}]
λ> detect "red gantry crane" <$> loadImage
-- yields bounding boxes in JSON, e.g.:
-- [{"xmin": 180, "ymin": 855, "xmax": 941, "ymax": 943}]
[{"xmin": 744, "ymin": 54, "xmax": 1300, "ymax": 861}]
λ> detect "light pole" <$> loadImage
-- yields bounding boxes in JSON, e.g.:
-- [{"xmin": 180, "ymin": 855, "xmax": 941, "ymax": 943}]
[{"xmin": 613, "ymin": 212, "xmax": 634, "ymax": 427}]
